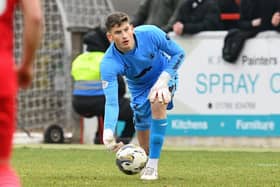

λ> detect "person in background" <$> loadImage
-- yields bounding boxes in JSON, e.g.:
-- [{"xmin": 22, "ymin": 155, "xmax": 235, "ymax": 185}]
[
  {"xmin": 101, "ymin": 12, "xmax": 185, "ymax": 180},
  {"xmin": 218, "ymin": 0, "xmax": 240, "ymax": 13},
  {"xmin": 217, "ymin": 0, "xmax": 240, "ymax": 30},
  {"xmin": 131, "ymin": 0, "xmax": 184, "ymax": 32},
  {"xmin": 238, "ymin": 0, "xmax": 280, "ymax": 32},
  {"xmin": 71, "ymin": 27, "xmax": 135, "ymax": 144},
  {"xmin": 0, "ymin": 0, "xmax": 43, "ymax": 186},
  {"xmin": 171, "ymin": 0, "xmax": 223, "ymax": 35}
]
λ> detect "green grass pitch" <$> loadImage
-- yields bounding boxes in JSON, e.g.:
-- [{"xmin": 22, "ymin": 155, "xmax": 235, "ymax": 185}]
[{"xmin": 12, "ymin": 144, "xmax": 280, "ymax": 187}]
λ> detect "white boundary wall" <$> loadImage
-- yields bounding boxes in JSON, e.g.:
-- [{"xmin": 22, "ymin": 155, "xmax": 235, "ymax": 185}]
[{"xmin": 165, "ymin": 31, "xmax": 280, "ymax": 147}]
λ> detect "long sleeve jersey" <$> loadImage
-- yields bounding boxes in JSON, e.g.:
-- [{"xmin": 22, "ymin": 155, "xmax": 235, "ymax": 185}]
[{"xmin": 100, "ymin": 25, "xmax": 185, "ymax": 130}]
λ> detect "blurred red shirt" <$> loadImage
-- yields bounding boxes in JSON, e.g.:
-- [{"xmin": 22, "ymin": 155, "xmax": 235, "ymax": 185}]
[{"xmin": 0, "ymin": 0, "xmax": 18, "ymax": 96}]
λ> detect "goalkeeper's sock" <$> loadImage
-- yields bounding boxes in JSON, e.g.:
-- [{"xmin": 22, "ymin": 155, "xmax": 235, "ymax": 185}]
[
  {"xmin": 0, "ymin": 165, "xmax": 20, "ymax": 187},
  {"xmin": 149, "ymin": 118, "xmax": 167, "ymax": 159}
]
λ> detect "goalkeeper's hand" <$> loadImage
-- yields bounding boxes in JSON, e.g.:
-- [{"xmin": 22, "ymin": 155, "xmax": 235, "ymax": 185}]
[
  {"xmin": 148, "ymin": 71, "xmax": 171, "ymax": 104},
  {"xmin": 103, "ymin": 129, "xmax": 124, "ymax": 152}
]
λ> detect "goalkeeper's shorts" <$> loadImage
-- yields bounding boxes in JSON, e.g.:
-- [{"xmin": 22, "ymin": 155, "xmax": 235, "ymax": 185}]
[{"xmin": 131, "ymin": 79, "xmax": 177, "ymax": 131}]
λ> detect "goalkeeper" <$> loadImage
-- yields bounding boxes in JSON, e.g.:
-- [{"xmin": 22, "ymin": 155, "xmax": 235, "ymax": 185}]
[
  {"xmin": 101, "ymin": 12, "xmax": 185, "ymax": 180},
  {"xmin": 71, "ymin": 27, "xmax": 135, "ymax": 144}
]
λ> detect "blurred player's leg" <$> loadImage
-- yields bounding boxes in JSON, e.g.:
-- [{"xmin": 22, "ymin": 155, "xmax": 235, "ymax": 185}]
[
  {"xmin": 0, "ymin": 96, "xmax": 21, "ymax": 187},
  {"xmin": 0, "ymin": 165, "xmax": 20, "ymax": 187}
]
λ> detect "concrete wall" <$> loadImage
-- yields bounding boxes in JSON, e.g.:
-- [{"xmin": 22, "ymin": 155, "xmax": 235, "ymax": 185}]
[{"xmin": 110, "ymin": 0, "xmax": 141, "ymax": 17}]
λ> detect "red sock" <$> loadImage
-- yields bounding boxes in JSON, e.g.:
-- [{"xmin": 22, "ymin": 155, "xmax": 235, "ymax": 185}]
[{"xmin": 0, "ymin": 165, "xmax": 20, "ymax": 187}]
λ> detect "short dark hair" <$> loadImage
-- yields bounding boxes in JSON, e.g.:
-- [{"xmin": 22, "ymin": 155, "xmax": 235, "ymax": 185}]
[{"xmin": 105, "ymin": 12, "xmax": 130, "ymax": 31}]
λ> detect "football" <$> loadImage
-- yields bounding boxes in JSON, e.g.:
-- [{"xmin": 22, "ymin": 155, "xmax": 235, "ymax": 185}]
[{"xmin": 115, "ymin": 144, "xmax": 148, "ymax": 175}]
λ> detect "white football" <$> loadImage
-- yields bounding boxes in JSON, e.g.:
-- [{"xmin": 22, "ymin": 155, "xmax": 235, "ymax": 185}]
[{"xmin": 116, "ymin": 144, "xmax": 148, "ymax": 175}]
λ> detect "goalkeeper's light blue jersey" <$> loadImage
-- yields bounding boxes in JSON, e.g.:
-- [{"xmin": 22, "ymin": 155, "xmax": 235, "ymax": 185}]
[{"xmin": 101, "ymin": 25, "xmax": 185, "ymax": 130}]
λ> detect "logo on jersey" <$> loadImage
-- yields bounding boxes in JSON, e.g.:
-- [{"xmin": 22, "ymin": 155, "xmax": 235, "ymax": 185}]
[
  {"xmin": 102, "ymin": 80, "xmax": 108, "ymax": 89},
  {"xmin": 0, "ymin": 0, "xmax": 7, "ymax": 16},
  {"xmin": 159, "ymin": 123, "xmax": 168, "ymax": 127},
  {"xmin": 134, "ymin": 66, "xmax": 152, "ymax": 78}
]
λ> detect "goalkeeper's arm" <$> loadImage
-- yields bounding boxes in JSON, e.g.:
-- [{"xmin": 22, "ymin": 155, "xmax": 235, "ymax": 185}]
[{"xmin": 102, "ymin": 79, "xmax": 124, "ymax": 152}]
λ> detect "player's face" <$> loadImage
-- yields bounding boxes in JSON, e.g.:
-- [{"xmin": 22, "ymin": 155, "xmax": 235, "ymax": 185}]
[{"xmin": 107, "ymin": 22, "xmax": 135, "ymax": 53}]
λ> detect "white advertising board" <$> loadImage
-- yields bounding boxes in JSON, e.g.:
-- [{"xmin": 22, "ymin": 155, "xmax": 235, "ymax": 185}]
[{"xmin": 167, "ymin": 31, "xmax": 280, "ymax": 136}]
